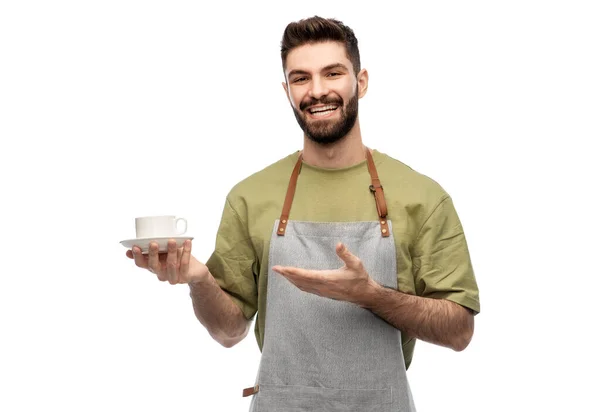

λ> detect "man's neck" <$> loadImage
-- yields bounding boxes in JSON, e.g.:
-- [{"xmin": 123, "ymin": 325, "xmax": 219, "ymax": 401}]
[{"xmin": 301, "ymin": 121, "xmax": 370, "ymax": 169}]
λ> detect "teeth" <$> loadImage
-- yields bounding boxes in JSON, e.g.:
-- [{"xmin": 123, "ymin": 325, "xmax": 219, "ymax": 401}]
[
  {"xmin": 309, "ymin": 105, "xmax": 338, "ymax": 114},
  {"xmin": 312, "ymin": 110, "xmax": 335, "ymax": 117}
]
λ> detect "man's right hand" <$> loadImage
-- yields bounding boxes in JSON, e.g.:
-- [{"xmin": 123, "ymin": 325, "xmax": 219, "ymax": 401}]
[{"xmin": 125, "ymin": 239, "xmax": 209, "ymax": 285}]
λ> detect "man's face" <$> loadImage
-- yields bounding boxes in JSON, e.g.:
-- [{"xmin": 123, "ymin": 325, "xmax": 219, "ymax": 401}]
[{"xmin": 283, "ymin": 41, "xmax": 367, "ymax": 145}]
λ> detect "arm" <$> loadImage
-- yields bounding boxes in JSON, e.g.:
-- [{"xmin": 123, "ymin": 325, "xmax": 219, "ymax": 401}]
[
  {"xmin": 128, "ymin": 240, "xmax": 252, "ymax": 348},
  {"xmin": 195, "ymin": 196, "xmax": 258, "ymax": 348},
  {"xmin": 358, "ymin": 281, "xmax": 474, "ymax": 351},
  {"xmin": 273, "ymin": 231, "xmax": 478, "ymax": 352},
  {"xmin": 273, "ymin": 243, "xmax": 475, "ymax": 351},
  {"xmin": 370, "ymin": 194, "xmax": 479, "ymax": 351},
  {"xmin": 189, "ymin": 271, "xmax": 252, "ymax": 348}
]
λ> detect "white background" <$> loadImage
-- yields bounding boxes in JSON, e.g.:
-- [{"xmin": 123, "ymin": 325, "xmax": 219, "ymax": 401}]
[{"xmin": 1, "ymin": 1, "xmax": 598, "ymax": 411}]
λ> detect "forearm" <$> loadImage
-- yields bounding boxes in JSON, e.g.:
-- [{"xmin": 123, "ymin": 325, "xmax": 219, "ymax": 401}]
[
  {"xmin": 358, "ymin": 281, "xmax": 474, "ymax": 351},
  {"xmin": 188, "ymin": 271, "xmax": 250, "ymax": 348}
]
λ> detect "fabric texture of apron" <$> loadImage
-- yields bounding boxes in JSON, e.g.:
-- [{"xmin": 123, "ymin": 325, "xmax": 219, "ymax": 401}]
[{"xmin": 244, "ymin": 148, "xmax": 416, "ymax": 412}]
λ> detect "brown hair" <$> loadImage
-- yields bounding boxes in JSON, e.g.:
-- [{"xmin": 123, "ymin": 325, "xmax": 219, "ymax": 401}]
[{"xmin": 280, "ymin": 16, "xmax": 361, "ymax": 78}]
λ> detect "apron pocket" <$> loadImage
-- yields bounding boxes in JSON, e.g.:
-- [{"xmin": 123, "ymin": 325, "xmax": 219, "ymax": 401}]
[{"xmin": 256, "ymin": 383, "xmax": 392, "ymax": 412}]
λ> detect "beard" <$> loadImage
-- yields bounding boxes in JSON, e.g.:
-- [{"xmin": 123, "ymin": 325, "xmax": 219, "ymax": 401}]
[{"xmin": 292, "ymin": 88, "xmax": 359, "ymax": 146}]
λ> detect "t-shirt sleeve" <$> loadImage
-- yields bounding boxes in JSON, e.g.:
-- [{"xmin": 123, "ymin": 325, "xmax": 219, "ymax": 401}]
[
  {"xmin": 205, "ymin": 197, "xmax": 258, "ymax": 320},
  {"xmin": 411, "ymin": 195, "xmax": 480, "ymax": 314}
]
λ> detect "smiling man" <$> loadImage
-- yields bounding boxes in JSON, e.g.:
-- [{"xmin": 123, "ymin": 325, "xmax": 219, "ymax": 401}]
[
  {"xmin": 127, "ymin": 15, "xmax": 480, "ymax": 411},
  {"xmin": 286, "ymin": 46, "xmax": 360, "ymax": 145}
]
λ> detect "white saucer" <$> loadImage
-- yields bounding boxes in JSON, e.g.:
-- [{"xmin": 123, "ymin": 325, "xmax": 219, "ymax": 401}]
[{"xmin": 120, "ymin": 236, "xmax": 194, "ymax": 254}]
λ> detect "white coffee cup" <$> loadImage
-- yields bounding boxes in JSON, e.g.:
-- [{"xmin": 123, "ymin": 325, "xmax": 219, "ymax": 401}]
[{"xmin": 135, "ymin": 216, "xmax": 187, "ymax": 239}]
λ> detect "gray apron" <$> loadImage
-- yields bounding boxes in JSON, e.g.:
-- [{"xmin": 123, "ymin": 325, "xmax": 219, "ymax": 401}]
[{"xmin": 243, "ymin": 149, "xmax": 416, "ymax": 411}]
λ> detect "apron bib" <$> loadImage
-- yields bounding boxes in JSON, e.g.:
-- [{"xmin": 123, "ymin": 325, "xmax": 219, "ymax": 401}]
[{"xmin": 244, "ymin": 149, "xmax": 416, "ymax": 412}]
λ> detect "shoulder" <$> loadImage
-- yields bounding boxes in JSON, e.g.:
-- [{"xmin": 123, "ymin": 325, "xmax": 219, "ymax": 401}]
[
  {"xmin": 226, "ymin": 151, "xmax": 299, "ymax": 209},
  {"xmin": 374, "ymin": 149, "xmax": 449, "ymax": 206}
]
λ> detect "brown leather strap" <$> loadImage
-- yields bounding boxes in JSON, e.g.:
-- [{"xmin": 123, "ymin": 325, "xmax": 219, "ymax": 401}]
[
  {"xmin": 278, "ymin": 147, "xmax": 390, "ymax": 237},
  {"xmin": 242, "ymin": 385, "xmax": 259, "ymax": 397},
  {"xmin": 366, "ymin": 149, "xmax": 390, "ymax": 237},
  {"xmin": 277, "ymin": 152, "xmax": 304, "ymax": 236}
]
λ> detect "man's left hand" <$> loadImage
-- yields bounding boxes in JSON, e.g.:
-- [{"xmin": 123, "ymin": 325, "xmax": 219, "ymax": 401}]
[{"xmin": 272, "ymin": 243, "xmax": 378, "ymax": 304}]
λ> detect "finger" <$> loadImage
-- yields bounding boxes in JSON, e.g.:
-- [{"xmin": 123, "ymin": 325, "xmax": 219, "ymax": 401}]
[
  {"xmin": 273, "ymin": 266, "xmax": 299, "ymax": 277},
  {"xmin": 273, "ymin": 267, "xmax": 301, "ymax": 287},
  {"xmin": 132, "ymin": 246, "xmax": 149, "ymax": 269},
  {"xmin": 166, "ymin": 239, "xmax": 178, "ymax": 284},
  {"xmin": 272, "ymin": 265, "xmax": 292, "ymax": 276},
  {"xmin": 148, "ymin": 242, "xmax": 166, "ymax": 281},
  {"xmin": 273, "ymin": 266, "xmax": 323, "ymax": 282},
  {"xmin": 179, "ymin": 240, "xmax": 192, "ymax": 282},
  {"xmin": 126, "ymin": 249, "xmax": 133, "ymax": 259},
  {"xmin": 336, "ymin": 243, "xmax": 362, "ymax": 269},
  {"xmin": 278, "ymin": 275, "xmax": 322, "ymax": 296}
]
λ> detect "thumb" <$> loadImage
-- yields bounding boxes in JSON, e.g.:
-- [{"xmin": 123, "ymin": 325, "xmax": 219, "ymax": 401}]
[{"xmin": 336, "ymin": 243, "xmax": 359, "ymax": 267}]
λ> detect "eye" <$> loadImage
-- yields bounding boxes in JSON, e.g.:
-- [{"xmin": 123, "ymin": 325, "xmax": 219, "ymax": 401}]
[
  {"xmin": 327, "ymin": 72, "xmax": 341, "ymax": 77},
  {"xmin": 292, "ymin": 77, "xmax": 308, "ymax": 83}
]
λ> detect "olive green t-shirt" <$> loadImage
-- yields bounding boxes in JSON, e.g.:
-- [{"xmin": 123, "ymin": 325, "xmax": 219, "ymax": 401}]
[{"xmin": 206, "ymin": 149, "xmax": 480, "ymax": 369}]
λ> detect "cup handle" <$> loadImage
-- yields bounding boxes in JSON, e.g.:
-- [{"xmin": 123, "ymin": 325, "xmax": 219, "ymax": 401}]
[{"xmin": 176, "ymin": 218, "xmax": 187, "ymax": 235}]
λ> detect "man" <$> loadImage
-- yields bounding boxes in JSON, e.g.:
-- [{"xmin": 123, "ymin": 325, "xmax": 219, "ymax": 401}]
[{"xmin": 126, "ymin": 16, "xmax": 480, "ymax": 411}]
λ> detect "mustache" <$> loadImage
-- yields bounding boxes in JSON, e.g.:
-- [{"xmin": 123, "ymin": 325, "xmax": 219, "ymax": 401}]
[{"xmin": 300, "ymin": 96, "xmax": 343, "ymax": 111}]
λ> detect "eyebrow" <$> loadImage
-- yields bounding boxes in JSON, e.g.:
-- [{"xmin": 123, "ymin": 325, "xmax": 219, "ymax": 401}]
[{"xmin": 287, "ymin": 63, "xmax": 349, "ymax": 78}]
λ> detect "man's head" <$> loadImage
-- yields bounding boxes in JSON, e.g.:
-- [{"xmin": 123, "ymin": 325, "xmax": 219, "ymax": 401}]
[{"xmin": 280, "ymin": 16, "xmax": 368, "ymax": 146}]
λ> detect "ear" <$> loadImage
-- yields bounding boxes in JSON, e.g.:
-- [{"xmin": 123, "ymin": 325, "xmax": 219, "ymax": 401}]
[
  {"xmin": 357, "ymin": 68, "xmax": 369, "ymax": 99},
  {"xmin": 282, "ymin": 81, "xmax": 291, "ymax": 104}
]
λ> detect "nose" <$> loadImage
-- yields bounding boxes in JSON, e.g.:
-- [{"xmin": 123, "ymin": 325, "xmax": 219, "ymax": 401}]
[{"xmin": 308, "ymin": 77, "xmax": 330, "ymax": 100}]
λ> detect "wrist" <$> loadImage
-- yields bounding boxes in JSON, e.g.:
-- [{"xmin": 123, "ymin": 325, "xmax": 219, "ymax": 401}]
[
  {"xmin": 188, "ymin": 265, "xmax": 211, "ymax": 289},
  {"xmin": 354, "ymin": 278, "xmax": 383, "ymax": 309}
]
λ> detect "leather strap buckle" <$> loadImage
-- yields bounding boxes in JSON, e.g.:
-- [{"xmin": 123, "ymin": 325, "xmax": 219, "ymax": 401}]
[{"xmin": 369, "ymin": 184, "xmax": 383, "ymax": 193}]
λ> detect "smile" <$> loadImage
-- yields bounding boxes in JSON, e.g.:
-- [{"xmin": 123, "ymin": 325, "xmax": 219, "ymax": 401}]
[{"xmin": 306, "ymin": 104, "xmax": 339, "ymax": 119}]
